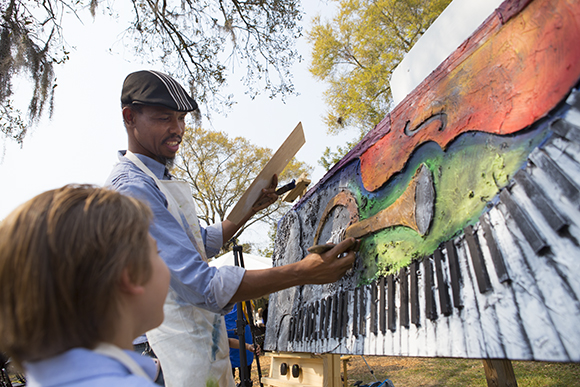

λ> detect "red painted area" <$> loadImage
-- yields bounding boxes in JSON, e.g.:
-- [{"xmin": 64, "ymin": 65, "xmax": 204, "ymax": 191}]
[{"xmin": 360, "ymin": 0, "xmax": 580, "ymax": 192}]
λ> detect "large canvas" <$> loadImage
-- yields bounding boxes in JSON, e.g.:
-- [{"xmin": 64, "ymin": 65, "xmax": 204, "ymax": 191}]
[{"xmin": 264, "ymin": 0, "xmax": 580, "ymax": 361}]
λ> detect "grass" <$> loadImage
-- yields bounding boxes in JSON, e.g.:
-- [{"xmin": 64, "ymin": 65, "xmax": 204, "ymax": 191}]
[{"xmin": 247, "ymin": 354, "xmax": 580, "ymax": 387}]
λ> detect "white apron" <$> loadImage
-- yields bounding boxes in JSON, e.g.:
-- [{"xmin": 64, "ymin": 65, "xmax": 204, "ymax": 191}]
[{"xmin": 125, "ymin": 152, "xmax": 234, "ymax": 387}]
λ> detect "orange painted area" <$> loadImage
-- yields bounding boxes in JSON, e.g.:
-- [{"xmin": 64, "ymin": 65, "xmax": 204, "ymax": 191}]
[{"xmin": 360, "ymin": 0, "xmax": 580, "ymax": 192}]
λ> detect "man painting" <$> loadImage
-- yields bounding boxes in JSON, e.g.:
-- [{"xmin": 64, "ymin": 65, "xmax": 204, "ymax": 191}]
[{"xmin": 106, "ymin": 70, "xmax": 357, "ymax": 386}]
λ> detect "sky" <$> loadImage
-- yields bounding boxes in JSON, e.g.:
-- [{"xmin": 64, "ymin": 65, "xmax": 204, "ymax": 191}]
[{"xmin": 0, "ymin": 1, "xmax": 353, "ymax": 248}]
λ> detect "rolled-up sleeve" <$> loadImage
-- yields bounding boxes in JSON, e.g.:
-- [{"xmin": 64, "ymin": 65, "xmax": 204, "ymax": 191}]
[{"xmin": 204, "ymin": 223, "xmax": 224, "ymax": 259}]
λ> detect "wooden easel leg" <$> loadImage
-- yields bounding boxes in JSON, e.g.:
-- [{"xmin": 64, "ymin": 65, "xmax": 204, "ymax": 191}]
[
  {"xmin": 482, "ymin": 359, "xmax": 518, "ymax": 387},
  {"xmin": 342, "ymin": 357, "xmax": 348, "ymax": 387}
]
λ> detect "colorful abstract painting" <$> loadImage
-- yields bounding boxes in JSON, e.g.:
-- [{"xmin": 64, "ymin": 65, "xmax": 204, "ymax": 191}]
[{"xmin": 265, "ymin": 0, "xmax": 580, "ymax": 361}]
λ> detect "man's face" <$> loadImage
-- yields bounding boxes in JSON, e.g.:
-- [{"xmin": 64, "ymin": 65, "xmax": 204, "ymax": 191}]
[{"xmin": 125, "ymin": 105, "xmax": 188, "ymax": 164}]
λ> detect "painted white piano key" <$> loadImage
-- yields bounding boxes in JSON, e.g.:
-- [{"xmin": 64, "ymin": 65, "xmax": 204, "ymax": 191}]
[
  {"xmin": 478, "ymin": 212, "xmax": 533, "ymax": 360},
  {"xmin": 454, "ymin": 238, "xmax": 487, "ymax": 358}
]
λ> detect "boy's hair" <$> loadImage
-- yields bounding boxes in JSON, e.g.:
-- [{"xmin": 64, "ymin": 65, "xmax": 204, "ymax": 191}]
[{"xmin": 0, "ymin": 185, "xmax": 153, "ymax": 366}]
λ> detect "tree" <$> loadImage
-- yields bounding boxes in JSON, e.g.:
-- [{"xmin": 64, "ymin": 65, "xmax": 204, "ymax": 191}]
[
  {"xmin": 308, "ymin": 0, "xmax": 451, "ymax": 168},
  {"xmin": 0, "ymin": 0, "xmax": 303, "ymax": 145},
  {"xmin": 173, "ymin": 126, "xmax": 312, "ymax": 253},
  {"xmin": 0, "ymin": 0, "xmax": 69, "ymax": 146},
  {"xmin": 318, "ymin": 134, "xmax": 362, "ymax": 171}
]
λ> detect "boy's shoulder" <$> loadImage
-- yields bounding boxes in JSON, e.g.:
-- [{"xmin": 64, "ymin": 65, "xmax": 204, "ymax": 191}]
[{"xmin": 25, "ymin": 347, "xmax": 158, "ymax": 387}]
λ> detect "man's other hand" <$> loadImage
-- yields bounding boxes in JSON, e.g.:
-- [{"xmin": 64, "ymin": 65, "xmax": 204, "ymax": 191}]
[{"xmin": 251, "ymin": 174, "xmax": 278, "ymax": 212}]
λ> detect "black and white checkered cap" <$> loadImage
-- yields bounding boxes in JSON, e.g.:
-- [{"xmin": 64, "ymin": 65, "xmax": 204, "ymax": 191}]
[{"xmin": 121, "ymin": 70, "xmax": 198, "ymax": 112}]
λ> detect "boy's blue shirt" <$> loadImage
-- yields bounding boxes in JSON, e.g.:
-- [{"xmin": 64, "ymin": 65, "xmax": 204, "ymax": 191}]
[{"xmin": 25, "ymin": 348, "xmax": 158, "ymax": 386}]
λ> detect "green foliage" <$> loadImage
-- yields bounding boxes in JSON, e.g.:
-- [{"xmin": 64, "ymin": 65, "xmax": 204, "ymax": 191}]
[
  {"xmin": 216, "ymin": 242, "xmax": 253, "ymax": 255},
  {"xmin": 308, "ymin": 0, "xmax": 452, "ymax": 169},
  {"xmin": 174, "ymin": 126, "xmax": 312, "ymax": 252},
  {"xmin": 318, "ymin": 132, "xmax": 363, "ymax": 170},
  {"xmin": 0, "ymin": 0, "xmax": 303, "ymax": 144}
]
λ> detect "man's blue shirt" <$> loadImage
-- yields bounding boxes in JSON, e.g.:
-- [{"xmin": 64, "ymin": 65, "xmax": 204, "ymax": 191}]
[{"xmin": 106, "ymin": 151, "xmax": 244, "ymax": 313}]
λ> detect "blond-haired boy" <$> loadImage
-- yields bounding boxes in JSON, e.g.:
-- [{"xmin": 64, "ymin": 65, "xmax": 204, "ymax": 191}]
[{"xmin": 0, "ymin": 185, "xmax": 170, "ymax": 386}]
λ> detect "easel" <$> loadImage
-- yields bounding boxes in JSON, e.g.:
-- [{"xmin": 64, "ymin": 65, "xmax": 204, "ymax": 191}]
[
  {"xmin": 262, "ymin": 352, "xmax": 342, "ymax": 387},
  {"xmin": 261, "ymin": 353, "xmax": 518, "ymax": 387},
  {"xmin": 482, "ymin": 359, "xmax": 517, "ymax": 387},
  {"xmin": 233, "ymin": 243, "xmax": 265, "ymax": 387}
]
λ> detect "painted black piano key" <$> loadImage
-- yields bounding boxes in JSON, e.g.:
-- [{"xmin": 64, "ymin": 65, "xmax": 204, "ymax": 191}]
[
  {"xmin": 530, "ymin": 149, "xmax": 579, "ymax": 203},
  {"xmin": 379, "ymin": 277, "xmax": 386, "ymax": 334},
  {"xmin": 433, "ymin": 249, "xmax": 452, "ymax": 316},
  {"xmin": 410, "ymin": 261, "xmax": 420, "ymax": 326},
  {"xmin": 312, "ymin": 303, "xmax": 317, "ymax": 340},
  {"xmin": 304, "ymin": 304, "xmax": 311, "ymax": 340},
  {"xmin": 370, "ymin": 281, "xmax": 378, "ymax": 334},
  {"xmin": 514, "ymin": 169, "xmax": 568, "ymax": 232},
  {"xmin": 424, "ymin": 257, "xmax": 437, "ymax": 320},
  {"xmin": 353, "ymin": 288, "xmax": 359, "ymax": 337},
  {"xmin": 332, "ymin": 293, "xmax": 339, "ymax": 338},
  {"xmin": 550, "ymin": 117, "xmax": 580, "ymax": 143},
  {"xmin": 359, "ymin": 286, "xmax": 367, "ymax": 336},
  {"xmin": 388, "ymin": 274, "xmax": 396, "ymax": 331},
  {"xmin": 317, "ymin": 301, "xmax": 322, "ymax": 340},
  {"xmin": 326, "ymin": 296, "xmax": 332, "ymax": 338},
  {"xmin": 309, "ymin": 304, "xmax": 315, "ymax": 340},
  {"xmin": 289, "ymin": 315, "xmax": 295, "ymax": 342},
  {"xmin": 296, "ymin": 308, "xmax": 304, "ymax": 341},
  {"xmin": 314, "ymin": 301, "xmax": 320, "ymax": 340},
  {"xmin": 308, "ymin": 304, "xmax": 316, "ymax": 340},
  {"xmin": 445, "ymin": 240, "xmax": 463, "ymax": 309},
  {"xmin": 342, "ymin": 292, "xmax": 349, "ymax": 338},
  {"xmin": 294, "ymin": 314, "xmax": 299, "ymax": 342},
  {"xmin": 334, "ymin": 293, "xmax": 340, "ymax": 338},
  {"xmin": 337, "ymin": 292, "xmax": 344, "ymax": 339},
  {"xmin": 308, "ymin": 304, "xmax": 314, "ymax": 340},
  {"xmin": 309, "ymin": 304, "xmax": 316, "ymax": 340},
  {"xmin": 464, "ymin": 225, "xmax": 493, "ymax": 293},
  {"xmin": 399, "ymin": 267, "xmax": 410, "ymax": 328},
  {"xmin": 302, "ymin": 305, "xmax": 308, "ymax": 341},
  {"xmin": 566, "ymin": 89, "xmax": 580, "ymax": 110},
  {"xmin": 479, "ymin": 214, "xmax": 510, "ymax": 283},
  {"xmin": 303, "ymin": 306, "xmax": 308, "ymax": 341},
  {"xmin": 500, "ymin": 189, "xmax": 548, "ymax": 254},
  {"xmin": 320, "ymin": 298, "xmax": 327, "ymax": 339}
]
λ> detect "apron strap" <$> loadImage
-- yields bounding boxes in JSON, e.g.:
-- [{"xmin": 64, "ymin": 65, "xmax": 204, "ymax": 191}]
[{"xmin": 93, "ymin": 343, "xmax": 152, "ymax": 381}]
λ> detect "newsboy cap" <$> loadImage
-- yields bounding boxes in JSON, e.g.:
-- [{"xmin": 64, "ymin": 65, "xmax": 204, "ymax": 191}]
[{"xmin": 121, "ymin": 70, "xmax": 198, "ymax": 112}]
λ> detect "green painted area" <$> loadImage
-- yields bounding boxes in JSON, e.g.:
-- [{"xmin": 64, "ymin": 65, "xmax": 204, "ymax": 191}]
[{"xmin": 351, "ymin": 128, "xmax": 549, "ymax": 283}]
